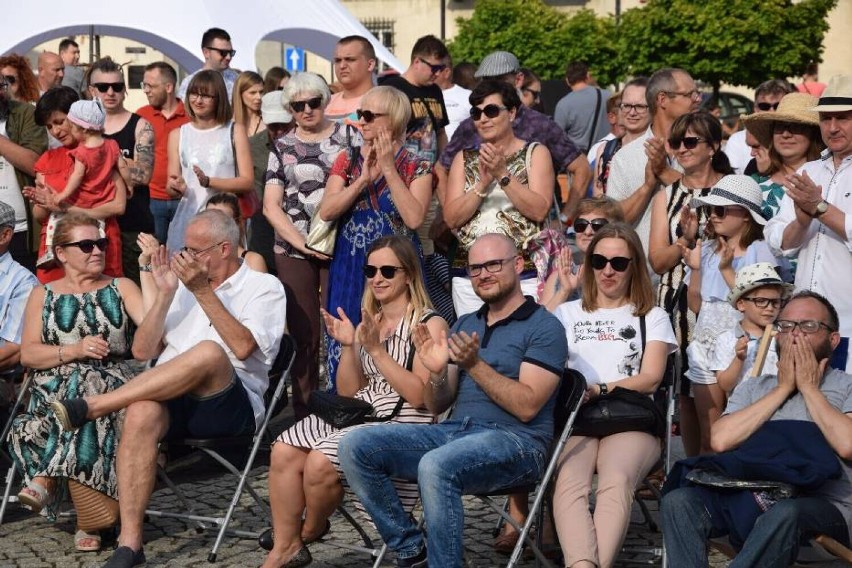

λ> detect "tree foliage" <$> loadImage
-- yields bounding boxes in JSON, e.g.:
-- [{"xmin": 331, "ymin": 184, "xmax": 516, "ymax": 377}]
[
  {"xmin": 616, "ymin": 0, "xmax": 836, "ymax": 91},
  {"xmin": 448, "ymin": 0, "xmax": 621, "ymax": 86}
]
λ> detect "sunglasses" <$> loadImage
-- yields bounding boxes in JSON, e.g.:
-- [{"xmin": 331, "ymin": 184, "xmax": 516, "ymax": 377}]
[
  {"xmin": 522, "ymin": 87, "xmax": 541, "ymax": 100},
  {"xmin": 417, "ymin": 57, "xmax": 447, "ymax": 74},
  {"xmin": 573, "ymin": 218, "xmax": 609, "ymax": 234},
  {"xmin": 772, "ymin": 121, "xmax": 813, "ymax": 136},
  {"xmin": 668, "ymin": 136, "xmax": 706, "ymax": 150},
  {"xmin": 703, "ymin": 204, "xmax": 744, "ymax": 219},
  {"xmin": 756, "ymin": 101, "xmax": 780, "ymax": 111},
  {"xmin": 363, "ymin": 265, "xmax": 405, "ymax": 279},
  {"xmin": 60, "ymin": 238, "xmax": 109, "ymax": 253},
  {"xmin": 589, "ymin": 254, "xmax": 632, "ymax": 272},
  {"xmin": 2, "ymin": 75, "xmax": 16, "ymax": 85},
  {"xmin": 204, "ymin": 46, "xmax": 236, "ymax": 58},
  {"xmin": 356, "ymin": 109, "xmax": 388, "ymax": 123},
  {"xmin": 92, "ymin": 82, "xmax": 126, "ymax": 93},
  {"xmin": 470, "ymin": 104, "xmax": 508, "ymax": 121},
  {"xmin": 290, "ymin": 97, "xmax": 323, "ymax": 113}
]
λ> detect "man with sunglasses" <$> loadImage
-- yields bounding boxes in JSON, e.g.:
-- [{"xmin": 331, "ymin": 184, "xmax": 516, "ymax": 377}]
[
  {"xmin": 340, "ymin": 233, "xmax": 567, "ymax": 568},
  {"xmin": 51, "ymin": 210, "xmax": 287, "ymax": 567},
  {"xmin": 89, "ymin": 58, "xmax": 154, "ymax": 285},
  {"xmin": 177, "ymin": 28, "xmax": 239, "ymax": 102},
  {"xmin": 725, "ymin": 79, "xmax": 796, "ymax": 174},
  {"xmin": 663, "ymin": 291, "xmax": 852, "ymax": 567}
]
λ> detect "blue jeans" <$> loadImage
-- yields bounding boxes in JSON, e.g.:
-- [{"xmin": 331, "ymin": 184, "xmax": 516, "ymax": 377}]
[
  {"xmin": 338, "ymin": 418, "xmax": 547, "ymax": 568},
  {"xmin": 662, "ymin": 487, "xmax": 849, "ymax": 567},
  {"xmin": 149, "ymin": 198, "xmax": 180, "ymax": 244}
]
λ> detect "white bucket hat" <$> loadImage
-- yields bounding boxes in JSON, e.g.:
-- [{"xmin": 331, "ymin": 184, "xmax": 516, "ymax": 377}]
[
  {"xmin": 67, "ymin": 99, "xmax": 106, "ymax": 131},
  {"xmin": 727, "ymin": 262, "xmax": 794, "ymax": 305},
  {"xmin": 690, "ymin": 175, "xmax": 768, "ymax": 226}
]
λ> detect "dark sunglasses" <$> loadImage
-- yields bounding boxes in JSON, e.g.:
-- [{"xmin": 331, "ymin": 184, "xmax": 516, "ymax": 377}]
[
  {"xmin": 470, "ymin": 104, "xmax": 508, "ymax": 121},
  {"xmin": 92, "ymin": 82, "xmax": 125, "ymax": 93},
  {"xmin": 60, "ymin": 238, "xmax": 109, "ymax": 253},
  {"xmin": 204, "ymin": 46, "xmax": 236, "ymax": 58},
  {"xmin": 417, "ymin": 57, "xmax": 447, "ymax": 74},
  {"xmin": 290, "ymin": 97, "xmax": 323, "ymax": 113},
  {"xmin": 772, "ymin": 121, "xmax": 813, "ymax": 136},
  {"xmin": 522, "ymin": 87, "xmax": 540, "ymax": 100},
  {"xmin": 589, "ymin": 254, "xmax": 632, "ymax": 272},
  {"xmin": 668, "ymin": 136, "xmax": 706, "ymax": 150},
  {"xmin": 2, "ymin": 75, "xmax": 16, "ymax": 85},
  {"xmin": 357, "ymin": 109, "xmax": 388, "ymax": 123},
  {"xmin": 363, "ymin": 265, "xmax": 405, "ymax": 279},
  {"xmin": 756, "ymin": 101, "xmax": 780, "ymax": 111},
  {"xmin": 573, "ymin": 218, "xmax": 609, "ymax": 234},
  {"xmin": 703, "ymin": 204, "xmax": 744, "ymax": 219}
]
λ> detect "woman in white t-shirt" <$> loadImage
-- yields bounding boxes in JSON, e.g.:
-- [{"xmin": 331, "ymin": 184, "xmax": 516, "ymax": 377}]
[{"xmin": 551, "ymin": 222, "xmax": 676, "ymax": 568}]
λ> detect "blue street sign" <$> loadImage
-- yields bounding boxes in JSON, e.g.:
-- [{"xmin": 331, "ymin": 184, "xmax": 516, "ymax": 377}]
[{"xmin": 285, "ymin": 47, "xmax": 305, "ymax": 72}]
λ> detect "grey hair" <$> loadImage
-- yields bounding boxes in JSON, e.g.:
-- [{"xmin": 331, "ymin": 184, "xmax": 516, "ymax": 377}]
[
  {"xmin": 283, "ymin": 72, "xmax": 331, "ymax": 108},
  {"xmin": 646, "ymin": 68, "xmax": 688, "ymax": 115},
  {"xmin": 189, "ymin": 209, "xmax": 240, "ymax": 250}
]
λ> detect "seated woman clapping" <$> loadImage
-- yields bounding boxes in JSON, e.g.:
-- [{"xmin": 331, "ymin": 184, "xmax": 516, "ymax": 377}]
[{"xmin": 259, "ymin": 235, "xmax": 448, "ymax": 568}]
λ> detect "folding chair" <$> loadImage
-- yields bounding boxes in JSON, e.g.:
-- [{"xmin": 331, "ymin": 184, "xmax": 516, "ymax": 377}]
[
  {"xmin": 0, "ymin": 368, "xmax": 30, "ymax": 525},
  {"xmin": 144, "ymin": 333, "xmax": 295, "ymax": 562},
  {"xmin": 474, "ymin": 368, "xmax": 587, "ymax": 568}
]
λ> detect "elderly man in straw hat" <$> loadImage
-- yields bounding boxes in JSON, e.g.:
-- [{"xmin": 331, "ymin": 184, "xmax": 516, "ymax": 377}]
[{"xmin": 765, "ymin": 74, "xmax": 852, "ymax": 372}]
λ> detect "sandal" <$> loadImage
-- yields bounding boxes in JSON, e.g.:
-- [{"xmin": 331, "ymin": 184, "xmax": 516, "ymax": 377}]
[
  {"xmin": 17, "ymin": 483, "xmax": 50, "ymax": 513},
  {"xmin": 494, "ymin": 529, "xmax": 521, "ymax": 555},
  {"xmin": 75, "ymin": 529, "xmax": 102, "ymax": 552}
]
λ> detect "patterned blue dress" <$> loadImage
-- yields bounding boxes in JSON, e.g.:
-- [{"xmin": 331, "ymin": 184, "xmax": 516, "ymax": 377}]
[{"xmin": 324, "ymin": 148, "xmax": 431, "ymax": 389}]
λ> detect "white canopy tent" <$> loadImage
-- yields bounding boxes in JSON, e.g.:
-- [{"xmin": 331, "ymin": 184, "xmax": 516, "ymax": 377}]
[{"xmin": 2, "ymin": 0, "xmax": 403, "ymax": 74}]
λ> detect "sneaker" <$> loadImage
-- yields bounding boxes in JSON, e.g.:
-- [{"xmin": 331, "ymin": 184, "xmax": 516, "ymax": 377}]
[
  {"xmin": 51, "ymin": 398, "xmax": 89, "ymax": 430},
  {"xmin": 397, "ymin": 546, "xmax": 427, "ymax": 568},
  {"xmin": 103, "ymin": 545, "xmax": 146, "ymax": 567}
]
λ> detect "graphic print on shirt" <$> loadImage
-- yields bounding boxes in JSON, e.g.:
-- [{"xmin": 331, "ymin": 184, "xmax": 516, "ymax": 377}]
[{"xmin": 573, "ymin": 318, "xmax": 641, "ymax": 377}]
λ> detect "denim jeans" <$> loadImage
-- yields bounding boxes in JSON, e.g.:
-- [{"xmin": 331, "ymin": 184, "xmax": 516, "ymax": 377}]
[
  {"xmin": 149, "ymin": 198, "xmax": 180, "ymax": 244},
  {"xmin": 661, "ymin": 487, "xmax": 850, "ymax": 567},
  {"xmin": 338, "ymin": 418, "xmax": 547, "ymax": 568}
]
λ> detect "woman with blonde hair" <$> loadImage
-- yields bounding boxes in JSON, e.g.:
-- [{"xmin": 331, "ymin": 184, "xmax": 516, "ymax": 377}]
[
  {"xmin": 232, "ymin": 71, "xmax": 266, "ymax": 136},
  {"xmin": 259, "ymin": 235, "xmax": 447, "ymax": 568}
]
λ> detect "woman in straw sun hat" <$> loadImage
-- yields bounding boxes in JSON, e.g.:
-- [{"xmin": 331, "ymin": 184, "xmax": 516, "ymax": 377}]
[{"xmin": 742, "ymin": 92, "xmax": 825, "ymax": 221}]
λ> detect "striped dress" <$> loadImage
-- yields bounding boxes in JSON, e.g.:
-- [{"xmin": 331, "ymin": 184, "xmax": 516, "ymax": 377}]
[{"xmin": 276, "ymin": 308, "xmax": 435, "ymax": 510}]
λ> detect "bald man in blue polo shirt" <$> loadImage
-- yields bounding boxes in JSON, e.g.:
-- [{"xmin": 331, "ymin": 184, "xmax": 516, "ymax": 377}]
[{"xmin": 339, "ymin": 233, "xmax": 568, "ymax": 568}]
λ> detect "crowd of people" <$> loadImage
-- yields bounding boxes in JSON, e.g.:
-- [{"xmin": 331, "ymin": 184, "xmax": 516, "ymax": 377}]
[{"xmin": 1, "ymin": 25, "xmax": 851, "ymax": 568}]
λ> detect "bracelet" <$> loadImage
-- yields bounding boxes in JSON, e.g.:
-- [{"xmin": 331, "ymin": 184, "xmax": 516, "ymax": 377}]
[
  {"xmin": 472, "ymin": 187, "xmax": 488, "ymax": 198},
  {"xmin": 58, "ymin": 346, "xmax": 64, "ymax": 363},
  {"xmin": 139, "ymin": 264, "xmax": 152, "ymax": 272},
  {"xmin": 429, "ymin": 371, "xmax": 448, "ymax": 388}
]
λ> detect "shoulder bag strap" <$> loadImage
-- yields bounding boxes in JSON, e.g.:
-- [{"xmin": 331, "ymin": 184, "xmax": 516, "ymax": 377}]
[
  {"xmin": 585, "ymin": 88, "xmax": 603, "ymax": 153},
  {"xmin": 639, "ymin": 313, "xmax": 646, "ymax": 360}
]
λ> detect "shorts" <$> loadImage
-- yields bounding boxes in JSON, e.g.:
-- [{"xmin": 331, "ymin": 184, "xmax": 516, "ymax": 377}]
[{"xmin": 166, "ymin": 373, "xmax": 256, "ymax": 439}]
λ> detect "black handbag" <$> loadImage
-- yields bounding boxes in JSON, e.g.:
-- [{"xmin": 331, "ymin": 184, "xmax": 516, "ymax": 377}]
[
  {"xmin": 571, "ymin": 315, "xmax": 666, "ymax": 438},
  {"xmin": 307, "ymin": 390, "xmax": 404, "ymax": 429}
]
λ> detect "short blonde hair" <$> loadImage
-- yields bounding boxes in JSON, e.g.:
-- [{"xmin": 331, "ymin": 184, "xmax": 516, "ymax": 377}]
[
  {"xmin": 361, "ymin": 86, "xmax": 411, "ymax": 142},
  {"xmin": 284, "ymin": 72, "xmax": 331, "ymax": 108}
]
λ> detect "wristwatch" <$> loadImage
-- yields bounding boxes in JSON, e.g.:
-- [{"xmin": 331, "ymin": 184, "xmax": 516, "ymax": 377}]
[
  {"xmin": 813, "ymin": 200, "xmax": 829, "ymax": 217},
  {"xmin": 598, "ymin": 382, "xmax": 609, "ymax": 396},
  {"xmin": 498, "ymin": 174, "xmax": 512, "ymax": 188}
]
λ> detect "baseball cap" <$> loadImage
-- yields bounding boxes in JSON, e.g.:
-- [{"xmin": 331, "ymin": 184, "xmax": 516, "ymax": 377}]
[{"xmin": 261, "ymin": 91, "xmax": 293, "ymax": 125}]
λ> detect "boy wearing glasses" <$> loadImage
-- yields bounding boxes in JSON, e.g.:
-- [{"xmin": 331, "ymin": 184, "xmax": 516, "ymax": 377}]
[{"xmin": 177, "ymin": 28, "xmax": 239, "ymax": 101}]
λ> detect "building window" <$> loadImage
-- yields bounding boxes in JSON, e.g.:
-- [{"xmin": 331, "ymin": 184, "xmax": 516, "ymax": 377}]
[{"xmin": 362, "ymin": 18, "xmax": 395, "ymax": 71}]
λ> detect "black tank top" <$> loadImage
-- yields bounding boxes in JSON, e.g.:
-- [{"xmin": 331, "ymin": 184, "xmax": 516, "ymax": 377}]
[{"xmin": 105, "ymin": 113, "xmax": 155, "ymax": 233}]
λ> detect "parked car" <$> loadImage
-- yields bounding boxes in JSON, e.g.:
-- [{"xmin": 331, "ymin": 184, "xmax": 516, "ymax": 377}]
[{"xmin": 701, "ymin": 91, "xmax": 754, "ymax": 125}]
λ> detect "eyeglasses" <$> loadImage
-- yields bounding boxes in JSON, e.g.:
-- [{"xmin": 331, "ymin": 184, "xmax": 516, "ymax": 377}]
[
  {"xmin": 666, "ymin": 89, "xmax": 700, "ymax": 99},
  {"xmin": 2, "ymin": 75, "xmax": 16, "ymax": 85},
  {"xmin": 573, "ymin": 217, "xmax": 609, "ymax": 234},
  {"xmin": 702, "ymin": 205, "xmax": 744, "ymax": 219},
  {"xmin": 188, "ymin": 92, "xmax": 216, "ymax": 102},
  {"xmin": 522, "ymin": 87, "xmax": 541, "ymax": 101},
  {"xmin": 290, "ymin": 97, "xmax": 323, "ymax": 113},
  {"xmin": 668, "ymin": 136, "xmax": 706, "ymax": 150},
  {"xmin": 417, "ymin": 57, "xmax": 447, "ymax": 74},
  {"xmin": 140, "ymin": 82, "xmax": 162, "ymax": 91},
  {"xmin": 60, "ymin": 238, "xmax": 109, "ymax": 253},
  {"xmin": 356, "ymin": 109, "xmax": 388, "ymax": 123},
  {"xmin": 741, "ymin": 297, "xmax": 783, "ymax": 309},
  {"xmin": 619, "ymin": 103, "xmax": 649, "ymax": 114},
  {"xmin": 204, "ymin": 46, "xmax": 236, "ymax": 58},
  {"xmin": 363, "ymin": 264, "xmax": 405, "ymax": 279},
  {"xmin": 470, "ymin": 104, "xmax": 508, "ymax": 121},
  {"xmin": 772, "ymin": 121, "xmax": 813, "ymax": 136},
  {"xmin": 467, "ymin": 256, "xmax": 517, "ymax": 277},
  {"xmin": 589, "ymin": 254, "xmax": 632, "ymax": 272},
  {"xmin": 775, "ymin": 319, "xmax": 835, "ymax": 334},
  {"xmin": 756, "ymin": 101, "xmax": 780, "ymax": 111},
  {"xmin": 92, "ymin": 82, "xmax": 126, "ymax": 93},
  {"xmin": 181, "ymin": 241, "xmax": 224, "ymax": 257}
]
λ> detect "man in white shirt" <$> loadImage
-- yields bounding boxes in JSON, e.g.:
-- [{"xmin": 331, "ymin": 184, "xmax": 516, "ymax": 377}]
[
  {"xmin": 0, "ymin": 200, "xmax": 37, "ymax": 375},
  {"xmin": 434, "ymin": 55, "xmax": 471, "ymax": 141},
  {"xmin": 765, "ymin": 74, "xmax": 852, "ymax": 372},
  {"xmin": 177, "ymin": 28, "xmax": 240, "ymax": 101},
  {"xmin": 51, "ymin": 210, "xmax": 287, "ymax": 567}
]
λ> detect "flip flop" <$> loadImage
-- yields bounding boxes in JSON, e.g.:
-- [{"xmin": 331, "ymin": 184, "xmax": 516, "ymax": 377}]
[{"xmin": 75, "ymin": 529, "xmax": 102, "ymax": 552}]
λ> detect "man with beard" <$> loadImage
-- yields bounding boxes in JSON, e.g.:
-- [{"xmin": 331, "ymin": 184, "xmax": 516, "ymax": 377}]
[
  {"xmin": 137, "ymin": 62, "xmax": 190, "ymax": 244},
  {"xmin": 88, "ymin": 58, "xmax": 154, "ymax": 284},
  {"xmin": 0, "ymin": 75, "xmax": 47, "ymax": 269},
  {"xmin": 339, "ymin": 233, "xmax": 568, "ymax": 568},
  {"xmin": 661, "ymin": 291, "xmax": 852, "ymax": 566}
]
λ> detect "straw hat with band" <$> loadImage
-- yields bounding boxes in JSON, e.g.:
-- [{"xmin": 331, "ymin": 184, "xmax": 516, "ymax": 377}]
[
  {"xmin": 741, "ymin": 92, "xmax": 819, "ymax": 149},
  {"xmin": 690, "ymin": 174, "xmax": 768, "ymax": 226},
  {"xmin": 812, "ymin": 74, "xmax": 852, "ymax": 112},
  {"xmin": 727, "ymin": 261, "xmax": 794, "ymax": 305}
]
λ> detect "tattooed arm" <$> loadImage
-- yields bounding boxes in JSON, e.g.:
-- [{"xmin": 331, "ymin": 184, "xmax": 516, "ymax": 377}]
[{"xmin": 122, "ymin": 118, "xmax": 155, "ymax": 187}]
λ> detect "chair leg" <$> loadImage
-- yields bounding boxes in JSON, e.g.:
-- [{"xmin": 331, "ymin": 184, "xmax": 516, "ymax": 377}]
[{"xmin": 0, "ymin": 463, "xmax": 17, "ymax": 525}]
